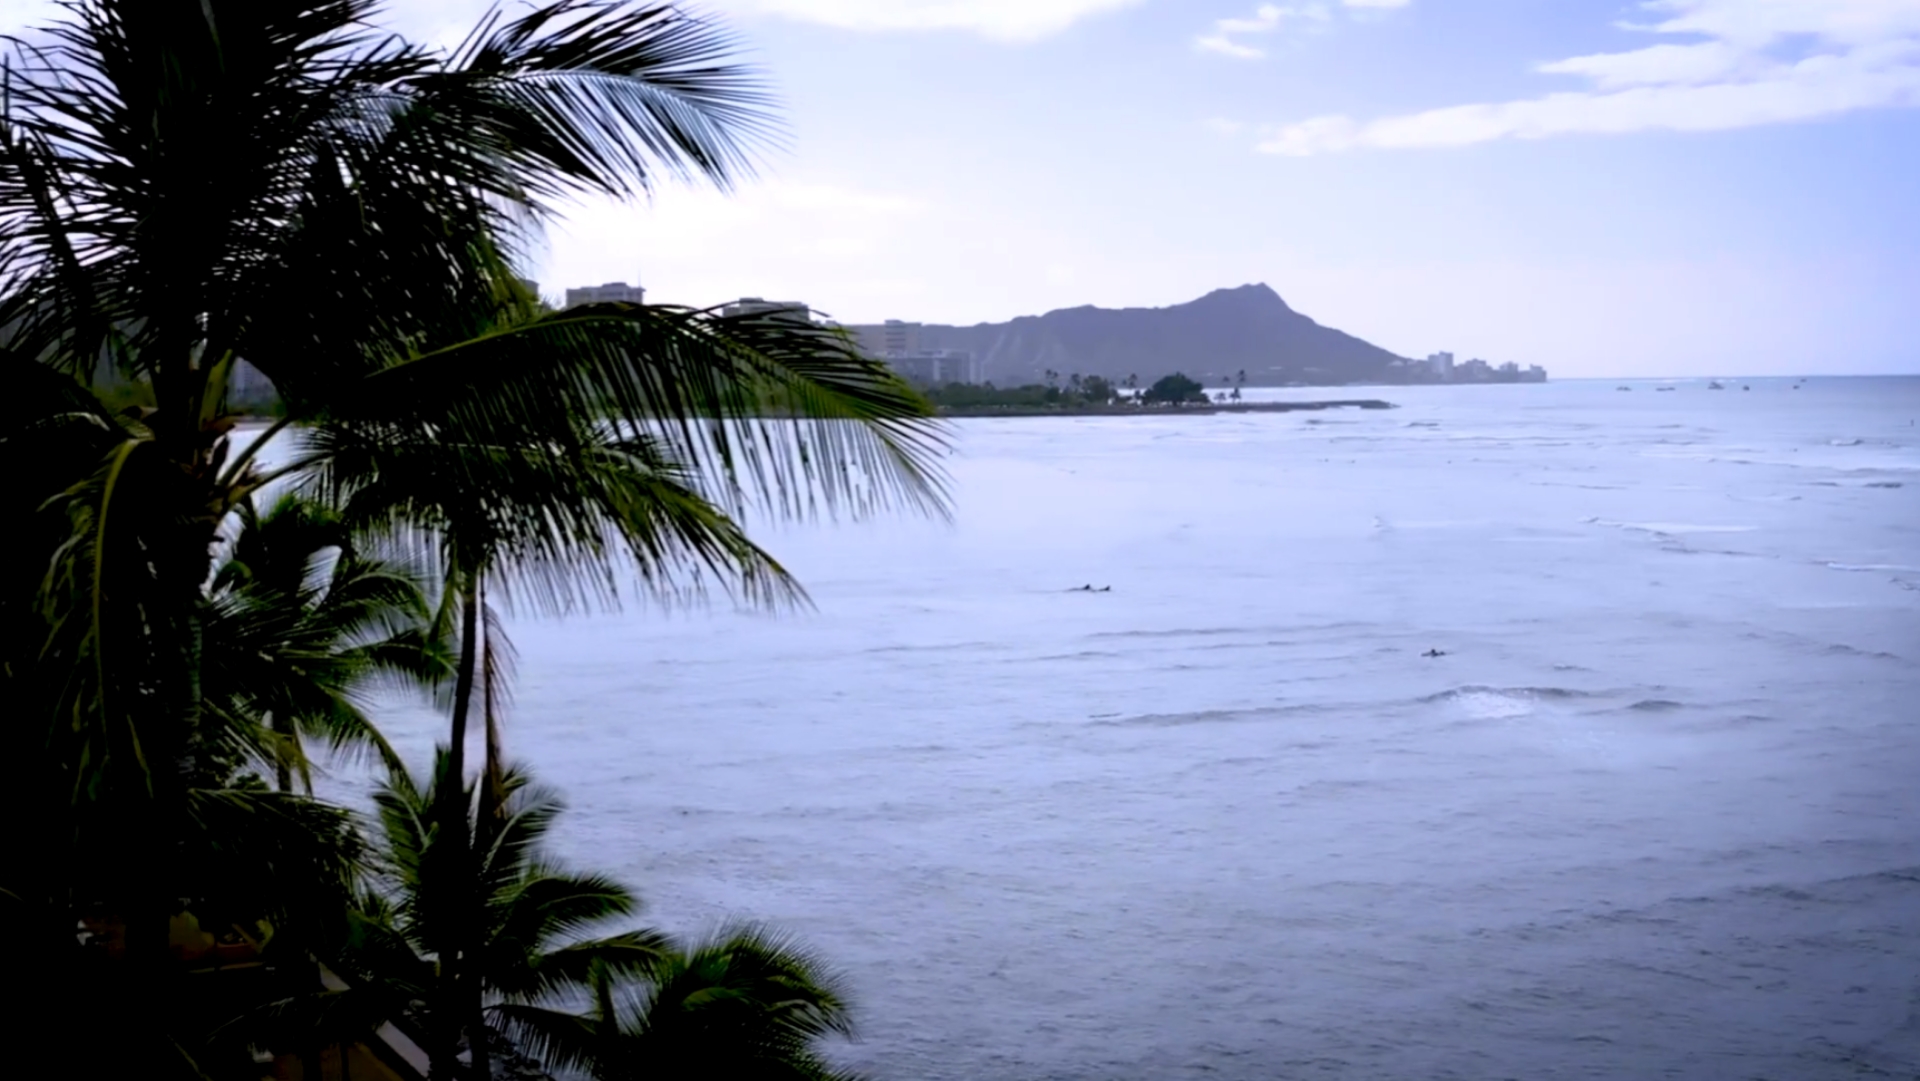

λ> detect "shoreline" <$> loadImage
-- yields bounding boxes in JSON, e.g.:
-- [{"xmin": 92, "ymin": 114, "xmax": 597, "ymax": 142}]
[{"xmin": 937, "ymin": 399, "xmax": 1396, "ymax": 418}]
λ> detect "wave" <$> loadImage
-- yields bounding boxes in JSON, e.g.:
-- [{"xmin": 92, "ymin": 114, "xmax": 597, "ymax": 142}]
[
  {"xmin": 1088, "ymin": 621, "xmax": 1371, "ymax": 642},
  {"xmin": 1420, "ymin": 685, "xmax": 1611, "ymax": 704},
  {"xmin": 1093, "ymin": 703, "xmax": 1336, "ymax": 729},
  {"xmin": 1819, "ymin": 643, "xmax": 1905, "ymax": 661},
  {"xmin": 861, "ymin": 640, "xmax": 1008, "ymax": 656},
  {"xmin": 1420, "ymin": 686, "xmax": 1618, "ymax": 719},
  {"xmin": 1589, "ymin": 519, "xmax": 1758, "ymax": 536}
]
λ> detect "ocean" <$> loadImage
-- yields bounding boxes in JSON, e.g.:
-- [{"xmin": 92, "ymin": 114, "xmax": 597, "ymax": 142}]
[{"xmin": 364, "ymin": 376, "xmax": 1920, "ymax": 1079}]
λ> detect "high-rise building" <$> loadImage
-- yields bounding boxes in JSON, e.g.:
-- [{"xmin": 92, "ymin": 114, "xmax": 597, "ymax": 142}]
[
  {"xmin": 839, "ymin": 320, "xmax": 984, "ymax": 384},
  {"xmin": 884, "ymin": 350, "xmax": 979, "ymax": 387},
  {"xmin": 844, "ymin": 320, "xmax": 926, "ymax": 359},
  {"xmin": 563, "ymin": 281, "xmax": 645, "ymax": 307},
  {"xmin": 1426, "ymin": 351, "xmax": 1455, "ymax": 378}
]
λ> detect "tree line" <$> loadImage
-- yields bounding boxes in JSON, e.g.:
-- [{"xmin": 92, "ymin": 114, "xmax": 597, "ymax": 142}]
[{"xmin": 920, "ymin": 370, "xmax": 1226, "ymax": 410}]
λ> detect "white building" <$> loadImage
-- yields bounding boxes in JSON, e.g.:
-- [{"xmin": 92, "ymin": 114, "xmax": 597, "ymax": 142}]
[
  {"xmin": 1426, "ymin": 351, "xmax": 1455, "ymax": 378},
  {"xmin": 888, "ymin": 350, "xmax": 980, "ymax": 386},
  {"xmin": 563, "ymin": 281, "xmax": 646, "ymax": 307},
  {"xmin": 843, "ymin": 320, "xmax": 927, "ymax": 359}
]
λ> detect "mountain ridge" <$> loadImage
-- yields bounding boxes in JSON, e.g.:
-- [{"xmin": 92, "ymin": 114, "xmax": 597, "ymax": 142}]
[{"xmin": 891, "ymin": 283, "xmax": 1413, "ymax": 387}]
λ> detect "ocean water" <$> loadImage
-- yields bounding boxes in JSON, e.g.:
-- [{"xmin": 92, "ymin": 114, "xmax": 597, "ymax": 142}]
[{"xmin": 367, "ymin": 377, "xmax": 1920, "ymax": 1079}]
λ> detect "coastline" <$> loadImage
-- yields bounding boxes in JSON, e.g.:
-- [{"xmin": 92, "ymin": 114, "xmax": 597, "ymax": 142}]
[{"xmin": 936, "ymin": 399, "xmax": 1396, "ymax": 418}]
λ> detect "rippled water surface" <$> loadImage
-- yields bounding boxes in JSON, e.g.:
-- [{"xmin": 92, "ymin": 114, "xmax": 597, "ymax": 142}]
[{"xmin": 376, "ymin": 377, "xmax": 1920, "ymax": 1079}]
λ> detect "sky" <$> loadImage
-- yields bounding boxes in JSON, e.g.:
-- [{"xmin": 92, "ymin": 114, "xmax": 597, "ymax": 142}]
[{"xmin": 5, "ymin": 0, "xmax": 1919, "ymax": 376}]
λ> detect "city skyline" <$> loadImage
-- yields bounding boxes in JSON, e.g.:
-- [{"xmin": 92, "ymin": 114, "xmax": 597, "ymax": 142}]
[{"xmin": 544, "ymin": 283, "xmax": 1547, "ymax": 383}]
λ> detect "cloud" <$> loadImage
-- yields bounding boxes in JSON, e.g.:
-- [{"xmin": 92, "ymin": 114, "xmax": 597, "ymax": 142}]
[
  {"xmin": 735, "ymin": 0, "xmax": 1144, "ymax": 41},
  {"xmin": 1258, "ymin": 0, "xmax": 1920, "ymax": 153},
  {"xmin": 1195, "ymin": 1, "xmax": 1405, "ymax": 61},
  {"xmin": 543, "ymin": 178, "xmax": 939, "ymax": 315},
  {"xmin": 1196, "ymin": 4, "xmax": 1328, "ymax": 59}
]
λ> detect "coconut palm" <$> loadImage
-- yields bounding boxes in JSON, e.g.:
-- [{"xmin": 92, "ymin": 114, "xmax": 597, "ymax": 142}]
[
  {"xmin": 202, "ymin": 492, "xmax": 450, "ymax": 791},
  {"xmin": 336, "ymin": 752, "xmax": 858, "ymax": 1081},
  {"xmin": 504, "ymin": 927, "xmax": 862, "ymax": 1081},
  {"xmin": 0, "ymin": 0, "xmax": 944, "ymax": 1028},
  {"xmin": 0, "ymin": 8, "xmax": 941, "ymax": 1081},
  {"xmin": 340, "ymin": 753, "xmax": 678, "ymax": 1080}
]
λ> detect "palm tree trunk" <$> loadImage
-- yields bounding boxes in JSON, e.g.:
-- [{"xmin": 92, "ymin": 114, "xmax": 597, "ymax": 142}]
[
  {"xmin": 446, "ymin": 584, "xmax": 480, "ymax": 783},
  {"xmin": 481, "ymin": 588, "xmax": 506, "ymax": 820},
  {"xmin": 271, "ymin": 710, "xmax": 293, "ymax": 792},
  {"xmin": 435, "ymin": 580, "xmax": 482, "ymax": 1080},
  {"xmin": 469, "ymin": 993, "xmax": 494, "ymax": 1081}
]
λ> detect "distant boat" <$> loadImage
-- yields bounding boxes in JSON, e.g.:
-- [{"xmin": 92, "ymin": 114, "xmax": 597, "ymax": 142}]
[
  {"xmin": 1708, "ymin": 381, "xmax": 1725, "ymax": 390},
  {"xmin": 1616, "ymin": 385, "xmax": 1631, "ymax": 391},
  {"xmin": 1655, "ymin": 386, "xmax": 1677, "ymax": 392}
]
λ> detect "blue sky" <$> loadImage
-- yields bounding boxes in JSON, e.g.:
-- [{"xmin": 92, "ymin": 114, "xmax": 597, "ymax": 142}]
[{"xmin": 5, "ymin": 0, "xmax": 1917, "ymax": 376}]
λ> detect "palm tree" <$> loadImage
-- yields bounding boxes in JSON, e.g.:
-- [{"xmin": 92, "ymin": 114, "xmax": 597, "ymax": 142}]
[
  {"xmin": 1, "ymin": 1, "xmax": 943, "ymax": 1074},
  {"xmin": 335, "ymin": 753, "xmax": 665, "ymax": 1079},
  {"xmin": 203, "ymin": 493, "xmax": 449, "ymax": 792},
  {"xmin": 1, "ymin": 0, "xmax": 942, "ymax": 995},
  {"xmin": 505, "ymin": 927, "xmax": 861, "ymax": 1081},
  {"xmin": 292, "ymin": 753, "xmax": 856, "ymax": 1080}
]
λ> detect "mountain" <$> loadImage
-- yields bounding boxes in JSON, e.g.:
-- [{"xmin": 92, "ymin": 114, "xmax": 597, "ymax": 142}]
[{"xmin": 906, "ymin": 284, "xmax": 1411, "ymax": 387}]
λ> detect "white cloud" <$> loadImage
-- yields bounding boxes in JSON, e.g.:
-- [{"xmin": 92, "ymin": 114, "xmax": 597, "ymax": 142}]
[
  {"xmin": 1258, "ymin": 0, "xmax": 1920, "ymax": 153},
  {"xmin": 1196, "ymin": 5, "xmax": 1328, "ymax": 59},
  {"xmin": 1203, "ymin": 117, "xmax": 1249, "ymax": 135},
  {"xmin": 735, "ymin": 0, "xmax": 1144, "ymax": 41},
  {"xmin": 543, "ymin": 178, "xmax": 942, "ymax": 315},
  {"xmin": 1196, "ymin": 1, "xmax": 1406, "ymax": 61}
]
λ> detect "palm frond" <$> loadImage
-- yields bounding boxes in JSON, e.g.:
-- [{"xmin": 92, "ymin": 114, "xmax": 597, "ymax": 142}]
[
  {"xmin": 489, "ymin": 1001, "xmax": 608, "ymax": 1077},
  {"xmin": 354, "ymin": 301, "xmax": 949, "ymax": 523},
  {"xmin": 428, "ymin": 0, "xmax": 775, "ymax": 200}
]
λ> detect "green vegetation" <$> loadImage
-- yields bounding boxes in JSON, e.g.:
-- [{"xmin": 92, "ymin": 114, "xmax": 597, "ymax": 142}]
[
  {"xmin": 1142, "ymin": 372, "xmax": 1210, "ymax": 405},
  {"xmin": 921, "ymin": 370, "xmax": 1233, "ymax": 412},
  {"xmin": 0, "ymin": 1, "xmax": 944, "ymax": 1077},
  {"xmin": 924, "ymin": 371, "xmax": 1120, "ymax": 410}
]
